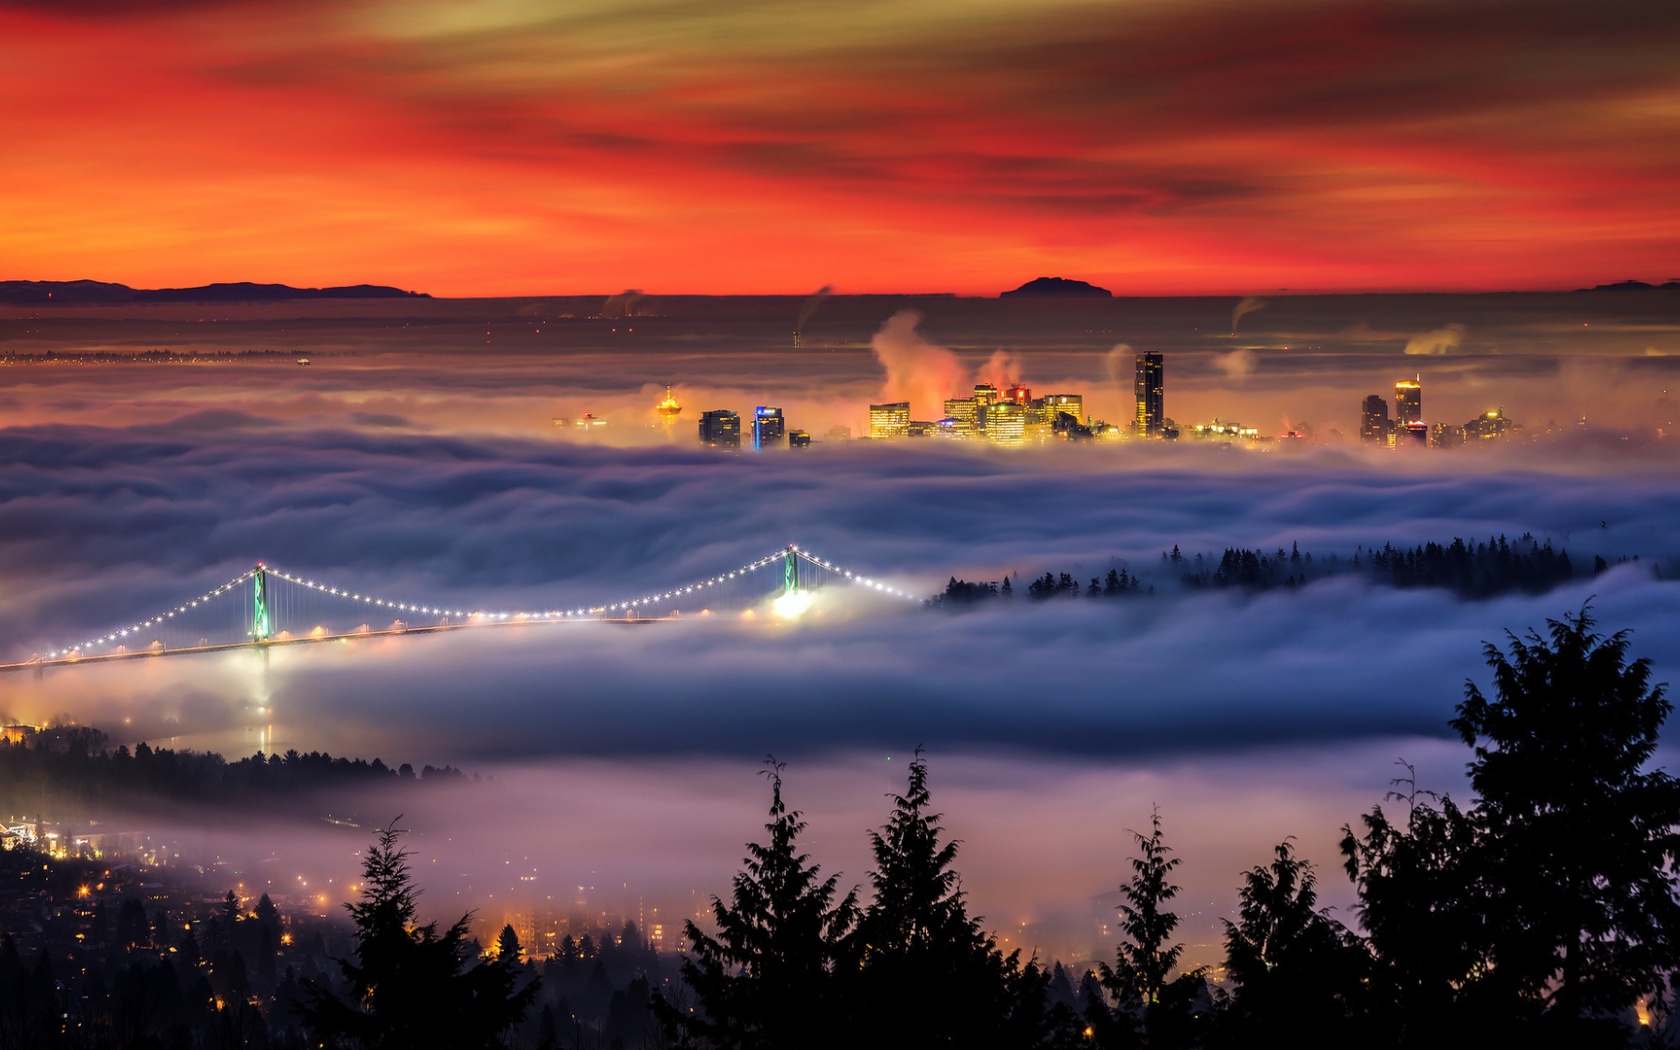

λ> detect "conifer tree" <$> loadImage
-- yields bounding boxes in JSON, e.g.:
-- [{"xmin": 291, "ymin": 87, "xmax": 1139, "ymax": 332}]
[
  {"xmin": 300, "ymin": 819, "xmax": 537, "ymax": 1050},
  {"xmin": 1216, "ymin": 841, "xmax": 1369, "ymax": 1045},
  {"xmin": 656, "ymin": 759, "xmax": 859, "ymax": 1050},
  {"xmin": 1094, "ymin": 808, "xmax": 1205, "ymax": 1049},
  {"xmin": 858, "ymin": 749, "xmax": 1054, "ymax": 1049},
  {"xmin": 1451, "ymin": 605, "xmax": 1680, "ymax": 1032}
]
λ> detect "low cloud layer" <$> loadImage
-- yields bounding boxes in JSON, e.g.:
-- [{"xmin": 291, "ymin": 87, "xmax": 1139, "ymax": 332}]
[{"xmin": 4, "ymin": 304, "xmax": 1679, "ymax": 962}]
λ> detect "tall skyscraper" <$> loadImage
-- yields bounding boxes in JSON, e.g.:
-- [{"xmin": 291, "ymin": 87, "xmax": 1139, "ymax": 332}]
[
  {"xmin": 1135, "ymin": 353, "xmax": 1164, "ymax": 435},
  {"xmin": 753, "ymin": 406, "xmax": 785, "ymax": 449},
  {"xmin": 1395, "ymin": 376, "xmax": 1422, "ymax": 425},
  {"xmin": 698, "ymin": 409, "xmax": 740, "ymax": 448},
  {"xmin": 1360, "ymin": 395, "xmax": 1391, "ymax": 442}
]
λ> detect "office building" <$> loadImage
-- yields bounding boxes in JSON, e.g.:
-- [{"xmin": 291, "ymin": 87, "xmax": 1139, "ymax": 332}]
[
  {"xmin": 788, "ymin": 429, "xmax": 812, "ymax": 448},
  {"xmin": 982, "ymin": 401, "xmax": 1026, "ymax": 446},
  {"xmin": 753, "ymin": 406, "xmax": 785, "ymax": 449},
  {"xmin": 1040, "ymin": 393, "xmax": 1083, "ymax": 424},
  {"xmin": 698, "ymin": 409, "xmax": 740, "ymax": 449},
  {"xmin": 1463, "ymin": 407, "xmax": 1518, "ymax": 441},
  {"xmin": 1360, "ymin": 395, "xmax": 1391, "ymax": 442},
  {"xmin": 869, "ymin": 401, "xmax": 910, "ymax": 439},
  {"xmin": 1190, "ymin": 419, "xmax": 1259, "ymax": 442},
  {"xmin": 943, "ymin": 397, "xmax": 980, "ymax": 434},
  {"xmin": 1135, "ymin": 353, "xmax": 1164, "ymax": 435},
  {"xmin": 1396, "ymin": 376, "xmax": 1422, "ymax": 426}
]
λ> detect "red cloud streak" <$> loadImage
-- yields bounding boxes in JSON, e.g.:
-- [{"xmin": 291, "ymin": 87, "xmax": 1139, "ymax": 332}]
[{"xmin": 2, "ymin": 0, "xmax": 1677, "ymax": 295}]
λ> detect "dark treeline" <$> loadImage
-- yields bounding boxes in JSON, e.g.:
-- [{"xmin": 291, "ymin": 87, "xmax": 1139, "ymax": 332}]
[
  {"xmin": 2, "ymin": 607, "xmax": 1674, "ymax": 1048},
  {"xmin": 929, "ymin": 567, "xmax": 1148, "ymax": 607},
  {"xmin": 930, "ymin": 533, "xmax": 1644, "ymax": 607},
  {"xmin": 0, "ymin": 726, "xmax": 466, "ymax": 820},
  {"xmin": 650, "ymin": 605, "xmax": 1678, "ymax": 1050}
]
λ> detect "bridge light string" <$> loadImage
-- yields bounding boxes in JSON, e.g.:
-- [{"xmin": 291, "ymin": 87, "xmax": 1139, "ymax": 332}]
[
  {"xmin": 45, "ymin": 569, "xmax": 259, "ymax": 659},
  {"xmin": 788, "ymin": 544, "xmax": 917, "ymax": 601},
  {"xmin": 41, "ymin": 545, "xmax": 917, "ymax": 660}
]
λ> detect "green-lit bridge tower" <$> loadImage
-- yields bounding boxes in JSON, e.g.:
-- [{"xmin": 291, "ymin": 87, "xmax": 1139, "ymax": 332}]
[
  {"xmin": 251, "ymin": 565, "xmax": 272, "ymax": 642},
  {"xmin": 784, "ymin": 545, "xmax": 798, "ymax": 597}
]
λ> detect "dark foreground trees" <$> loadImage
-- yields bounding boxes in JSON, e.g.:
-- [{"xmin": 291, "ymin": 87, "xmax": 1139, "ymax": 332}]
[
  {"xmin": 1214, "ymin": 840, "xmax": 1370, "ymax": 1046},
  {"xmin": 301, "ymin": 820, "xmax": 538, "ymax": 1050},
  {"xmin": 1342, "ymin": 605, "xmax": 1680, "ymax": 1047},
  {"xmin": 1455, "ymin": 606, "xmax": 1680, "ymax": 1035},
  {"xmin": 660, "ymin": 752, "xmax": 1064, "ymax": 1050},
  {"xmin": 654, "ymin": 760, "xmax": 859, "ymax": 1050},
  {"xmin": 1089, "ymin": 809, "xmax": 1207, "ymax": 1049},
  {"xmin": 857, "ymin": 750, "xmax": 1058, "ymax": 1050}
]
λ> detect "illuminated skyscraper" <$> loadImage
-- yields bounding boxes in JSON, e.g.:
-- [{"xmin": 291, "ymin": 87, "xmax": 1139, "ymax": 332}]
[
  {"xmin": 869, "ymin": 401, "xmax": 910, "ymax": 439},
  {"xmin": 753, "ymin": 406, "xmax": 785, "ymax": 449},
  {"xmin": 1040, "ymin": 393, "xmax": 1083, "ymax": 422},
  {"xmin": 982, "ymin": 401, "xmax": 1026, "ymax": 446},
  {"xmin": 1464, "ymin": 407, "xmax": 1518, "ymax": 441},
  {"xmin": 1135, "ymin": 353, "xmax": 1164, "ymax": 435},
  {"xmin": 1395, "ymin": 376, "xmax": 1422, "ymax": 425},
  {"xmin": 698, "ymin": 409, "xmax": 740, "ymax": 449},
  {"xmin": 1360, "ymin": 395, "xmax": 1391, "ymax": 442},
  {"xmin": 943, "ymin": 397, "xmax": 980, "ymax": 434}
]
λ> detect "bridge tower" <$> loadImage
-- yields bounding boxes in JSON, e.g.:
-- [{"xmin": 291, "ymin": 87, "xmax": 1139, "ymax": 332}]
[
  {"xmin": 251, "ymin": 565, "xmax": 272, "ymax": 642},
  {"xmin": 784, "ymin": 544, "xmax": 798, "ymax": 596}
]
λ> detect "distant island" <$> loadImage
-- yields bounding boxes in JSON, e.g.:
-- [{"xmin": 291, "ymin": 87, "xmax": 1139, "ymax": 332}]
[
  {"xmin": 1583, "ymin": 279, "xmax": 1680, "ymax": 291},
  {"xmin": 1000, "ymin": 276, "xmax": 1113, "ymax": 298},
  {"xmin": 0, "ymin": 279, "xmax": 430, "ymax": 304}
]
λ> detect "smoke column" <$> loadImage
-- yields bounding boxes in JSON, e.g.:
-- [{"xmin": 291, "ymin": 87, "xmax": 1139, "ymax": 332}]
[
  {"xmin": 797, "ymin": 285, "xmax": 833, "ymax": 332},
  {"xmin": 870, "ymin": 311, "xmax": 966, "ymax": 420},
  {"xmin": 1404, "ymin": 323, "xmax": 1466, "ymax": 355},
  {"xmin": 975, "ymin": 350, "xmax": 1022, "ymax": 389},
  {"xmin": 1230, "ymin": 296, "xmax": 1268, "ymax": 335},
  {"xmin": 600, "ymin": 289, "xmax": 644, "ymax": 318}
]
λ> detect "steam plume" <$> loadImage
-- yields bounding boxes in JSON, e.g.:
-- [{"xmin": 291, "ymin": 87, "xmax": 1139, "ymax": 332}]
[
  {"xmin": 1103, "ymin": 343, "xmax": 1135, "ymax": 388},
  {"xmin": 1217, "ymin": 348, "xmax": 1257, "ymax": 379},
  {"xmin": 1230, "ymin": 296, "xmax": 1268, "ymax": 335},
  {"xmin": 599, "ymin": 289, "xmax": 644, "ymax": 319},
  {"xmin": 870, "ymin": 311, "xmax": 966, "ymax": 420},
  {"xmin": 975, "ymin": 350, "xmax": 1022, "ymax": 390},
  {"xmin": 1404, "ymin": 323, "xmax": 1466, "ymax": 356},
  {"xmin": 797, "ymin": 285, "xmax": 833, "ymax": 332}
]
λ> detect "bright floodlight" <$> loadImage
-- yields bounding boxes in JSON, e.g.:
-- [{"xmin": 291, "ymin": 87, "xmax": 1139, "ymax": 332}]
[{"xmin": 772, "ymin": 589, "xmax": 813, "ymax": 619}]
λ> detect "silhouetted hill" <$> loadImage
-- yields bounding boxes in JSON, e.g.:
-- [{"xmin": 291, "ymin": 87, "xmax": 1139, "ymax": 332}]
[
  {"xmin": 1582, "ymin": 279, "xmax": 1680, "ymax": 291},
  {"xmin": 0, "ymin": 279, "xmax": 430, "ymax": 304},
  {"xmin": 999, "ymin": 276, "xmax": 1112, "ymax": 298}
]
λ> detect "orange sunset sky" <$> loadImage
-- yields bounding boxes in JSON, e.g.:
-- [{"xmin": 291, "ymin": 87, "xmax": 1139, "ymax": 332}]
[{"xmin": 4, "ymin": 0, "xmax": 1678, "ymax": 297}]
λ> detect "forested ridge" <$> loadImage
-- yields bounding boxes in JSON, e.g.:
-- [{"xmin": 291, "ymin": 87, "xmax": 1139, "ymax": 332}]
[{"xmin": 930, "ymin": 533, "xmax": 1650, "ymax": 607}]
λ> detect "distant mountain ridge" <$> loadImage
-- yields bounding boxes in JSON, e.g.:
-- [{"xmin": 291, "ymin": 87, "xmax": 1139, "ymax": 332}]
[{"xmin": 0, "ymin": 279, "xmax": 430, "ymax": 304}]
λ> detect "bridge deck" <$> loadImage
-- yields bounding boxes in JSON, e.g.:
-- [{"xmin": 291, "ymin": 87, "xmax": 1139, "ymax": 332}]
[{"xmin": 0, "ymin": 615, "xmax": 671, "ymax": 674}]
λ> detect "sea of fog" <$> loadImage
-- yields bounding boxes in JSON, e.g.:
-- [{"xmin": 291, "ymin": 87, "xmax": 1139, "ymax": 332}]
[{"xmin": 0, "ymin": 291, "xmax": 1676, "ymax": 964}]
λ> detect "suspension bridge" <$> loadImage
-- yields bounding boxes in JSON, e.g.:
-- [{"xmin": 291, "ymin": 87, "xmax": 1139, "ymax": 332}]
[{"xmin": 1, "ymin": 544, "xmax": 914, "ymax": 674}]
